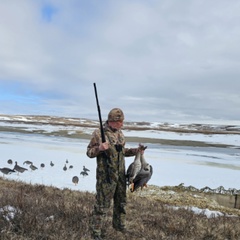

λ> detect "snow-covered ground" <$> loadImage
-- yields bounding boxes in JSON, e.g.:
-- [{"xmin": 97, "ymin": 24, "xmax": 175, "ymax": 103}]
[{"xmin": 0, "ymin": 117, "xmax": 240, "ymax": 193}]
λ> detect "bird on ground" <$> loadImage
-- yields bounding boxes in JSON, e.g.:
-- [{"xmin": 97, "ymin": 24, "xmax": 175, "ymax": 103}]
[
  {"xmin": 63, "ymin": 164, "xmax": 67, "ymax": 171},
  {"xmin": 69, "ymin": 165, "xmax": 73, "ymax": 169},
  {"xmin": 72, "ymin": 176, "xmax": 79, "ymax": 185},
  {"xmin": 40, "ymin": 163, "xmax": 45, "ymax": 169},
  {"xmin": 83, "ymin": 166, "xmax": 90, "ymax": 172},
  {"xmin": 126, "ymin": 144, "xmax": 147, "ymax": 192},
  {"xmin": 0, "ymin": 167, "xmax": 15, "ymax": 177},
  {"xmin": 80, "ymin": 171, "xmax": 88, "ymax": 177},
  {"xmin": 66, "ymin": 159, "xmax": 69, "ymax": 164},
  {"xmin": 7, "ymin": 159, "xmax": 13, "ymax": 165},
  {"xmin": 30, "ymin": 163, "xmax": 38, "ymax": 171},
  {"xmin": 14, "ymin": 162, "xmax": 28, "ymax": 174},
  {"xmin": 50, "ymin": 161, "xmax": 54, "ymax": 167},
  {"xmin": 23, "ymin": 160, "xmax": 33, "ymax": 165}
]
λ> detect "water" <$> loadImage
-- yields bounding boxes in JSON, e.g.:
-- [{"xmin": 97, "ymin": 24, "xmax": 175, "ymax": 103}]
[{"xmin": 1, "ymin": 131, "xmax": 240, "ymax": 192}]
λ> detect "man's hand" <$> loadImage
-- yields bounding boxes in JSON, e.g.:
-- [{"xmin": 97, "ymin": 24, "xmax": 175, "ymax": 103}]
[{"xmin": 99, "ymin": 142, "xmax": 109, "ymax": 151}]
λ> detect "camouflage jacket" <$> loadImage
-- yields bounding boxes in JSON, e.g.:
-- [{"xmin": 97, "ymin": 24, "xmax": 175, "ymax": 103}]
[{"xmin": 86, "ymin": 122, "xmax": 138, "ymax": 176}]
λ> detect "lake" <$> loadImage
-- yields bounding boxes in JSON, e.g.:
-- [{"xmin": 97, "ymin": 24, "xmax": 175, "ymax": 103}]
[{"xmin": 1, "ymin": 129, "xmax": 240, "ymax": 192}]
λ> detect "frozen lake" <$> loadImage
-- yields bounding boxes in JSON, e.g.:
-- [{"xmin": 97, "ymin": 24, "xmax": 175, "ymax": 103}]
[{"xmin": 0, "ymin": 130, "xmax": 240, "ymax": 192}]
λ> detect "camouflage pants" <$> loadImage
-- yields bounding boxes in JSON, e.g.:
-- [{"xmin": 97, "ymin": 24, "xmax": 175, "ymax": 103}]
[{"xmin": 90, "ymin": 172, "xmax": 126, "ymax": 237}]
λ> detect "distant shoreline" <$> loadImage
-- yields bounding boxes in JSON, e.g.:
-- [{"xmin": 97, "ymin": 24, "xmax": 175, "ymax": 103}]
[
  {"xmin": 0, "ymin": 114, "xmax": 239, "ymax": 149},
  {"xmin": 0, "ymin": 125, "xmax": 235, "ymax": 149},
  {"xmin": 1, "ymin": 114, "xmax": 240, "ymax": 135}
]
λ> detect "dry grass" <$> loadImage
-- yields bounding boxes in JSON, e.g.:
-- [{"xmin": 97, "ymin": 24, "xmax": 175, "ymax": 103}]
[{"xmin": 1, "ymin": 178, "xmax": 240, "ymax": 240}]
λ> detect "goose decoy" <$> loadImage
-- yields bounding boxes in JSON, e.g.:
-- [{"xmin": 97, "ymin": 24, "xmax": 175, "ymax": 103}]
[
  {"xmin": 40, "ymin": 163, "xmax": 45, "ymax": 169},
  {"xmin": 126, "ymin": 144, "xmax": 147, "ymax": 191},
  {"xmin": 29, "ymin": 163, "xmax": 38, "ymax": 171},
  {"xmin": 72, "ymin": 176, "xmax": 79, "ymax": 185},
  {"xmin": 7, "ymin": 159, "xmax": 13, "ymax": 165},
  {"xmin": 69, "ymin": 165, "xmax": 73, "ymax": 169},
  {"xmin": 23, "ymin": 160, "xmax": 33, "ymax": 165},
  {"xmin": 80, "ymin": 171, "xmax": 88, "ymax": 177},
  {"xmin": 50, "ymin": 161, "xmax": 54, "ymax": 167},
  {"xmin": 0, "ymin": 167, "xmax": 15, "ymax": 176},
  {"xmin": 83, "ymin": 166, "xmax": 90, "ymax": 172},
  {"xmin": 14, "ymin": 161, "xmax": 28, "ymax": 174},
  {"xmin": 66, "ymin": 159, "xmax": 69, "ymax": 164},
  {"xmin": 63, "ymin": 164, "xmax": 67, "ymax": 171}
]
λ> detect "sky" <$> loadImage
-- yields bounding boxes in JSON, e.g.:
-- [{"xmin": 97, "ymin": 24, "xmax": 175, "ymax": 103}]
[{"xmin": 0, "ymin": 0, "xmax": 240, "ymax": 124}]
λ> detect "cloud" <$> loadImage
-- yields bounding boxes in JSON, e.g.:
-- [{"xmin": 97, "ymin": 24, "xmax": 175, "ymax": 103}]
[{"xmin": 0, "ymin": 0, "xmax": 240, "ymax": 124}]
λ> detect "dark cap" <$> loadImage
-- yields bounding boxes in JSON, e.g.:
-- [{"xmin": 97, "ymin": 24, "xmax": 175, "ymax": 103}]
[{"xmin": 108, "ymin": 108, "xmax": 124, "ymax": 122}]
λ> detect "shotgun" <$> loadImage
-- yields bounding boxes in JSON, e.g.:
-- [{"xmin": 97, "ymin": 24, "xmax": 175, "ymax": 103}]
[{"xmin": 93, "ymin": 83, "xmax": 111, "ymax": 184}]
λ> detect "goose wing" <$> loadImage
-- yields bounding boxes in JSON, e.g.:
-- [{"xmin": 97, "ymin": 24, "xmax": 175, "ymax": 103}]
[
  {"xmin": 131, "ymin": 165, "xmax": 153, "ymax": 192},
  {"xmin": 126, "ymin": 162, "xmax": 134, "ymax": 186}
]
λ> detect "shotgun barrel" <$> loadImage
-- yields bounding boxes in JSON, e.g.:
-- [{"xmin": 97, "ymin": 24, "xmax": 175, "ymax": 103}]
[{"xmin": 93, "ymin": 83, "xmax": 111, "ymax": 184}]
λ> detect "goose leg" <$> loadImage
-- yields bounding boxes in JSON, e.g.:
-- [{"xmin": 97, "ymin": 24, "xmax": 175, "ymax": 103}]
[{"xmin": 130, "ymin": 183, "xmax": 135, "ymax": 192}]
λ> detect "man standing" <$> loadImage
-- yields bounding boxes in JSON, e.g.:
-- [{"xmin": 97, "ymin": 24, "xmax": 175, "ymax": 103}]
[{"xmin": 86, "ymin": 108, "xmax": 140, "ymax": 239}]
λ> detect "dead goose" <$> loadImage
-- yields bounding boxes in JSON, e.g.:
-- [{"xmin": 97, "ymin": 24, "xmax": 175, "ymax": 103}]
[
  {"xmin": 0, "ymin": 167, "xmax": 15, "ymax": 176},
  {"xmin": 30, "ymin": 163, "xmax": 38, "ymax": 171},
  {"xmin": 126, "ymin": 150, "xmax": 142, "ymax": 185},
  {"xmin": 129, "ymin": 148, "xmax": 153, "ymax": 192},
  {"xmin": 72, "ymin": 176, "xmax": 79, "ymax": 185},
  {"xmin": 126, "ymin": 144, "xmax": 147, "ymax": 191},
  {"xmin": 14, "ymin": 161, "xmax": 28, "ymax": 174}
]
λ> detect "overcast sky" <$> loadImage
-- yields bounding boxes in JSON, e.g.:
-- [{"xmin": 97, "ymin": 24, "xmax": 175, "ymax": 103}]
[{"xmin": 0, "ymin": 0, "xmax": 239, "ymax": 124}]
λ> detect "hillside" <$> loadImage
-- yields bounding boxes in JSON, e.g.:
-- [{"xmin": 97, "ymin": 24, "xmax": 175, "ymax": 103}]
[{"xmin": 1, "ymin": 178, "xmax": 240, "ymax": 240}]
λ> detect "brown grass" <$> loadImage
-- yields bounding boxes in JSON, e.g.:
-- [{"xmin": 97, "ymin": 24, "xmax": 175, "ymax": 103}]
[{"xmin": 1, "ymin": 178, "xmax": 240, "ymax": 240}]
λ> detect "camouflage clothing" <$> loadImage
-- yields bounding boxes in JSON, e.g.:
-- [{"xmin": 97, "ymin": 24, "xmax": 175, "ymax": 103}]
[{"xmin": 86, "ymin": 122, "xmax": 138, "ymax": 238}]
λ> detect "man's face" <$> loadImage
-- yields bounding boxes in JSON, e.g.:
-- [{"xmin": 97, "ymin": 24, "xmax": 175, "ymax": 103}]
[{"xmin": 108, "ymin": 120, "xmax": 123, "ymax": 130}]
